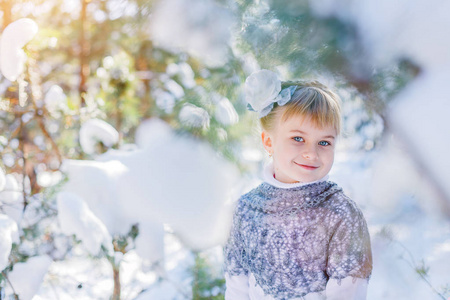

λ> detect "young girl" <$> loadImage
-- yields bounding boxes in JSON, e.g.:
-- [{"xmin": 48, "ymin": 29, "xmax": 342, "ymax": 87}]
[{"xmin": 223, "ymin": 70, "xmax": 372, "ymax": 300}]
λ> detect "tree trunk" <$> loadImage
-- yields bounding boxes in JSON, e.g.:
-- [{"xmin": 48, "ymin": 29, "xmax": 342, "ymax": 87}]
[
  {"xmin": 1, "ymin": 0, "xmax": 12, "ymax": 29},
  {"xmin": 112, "ymin": 265, "xmax": 121, "ymax": 300},
  {"xmin": 137, "ymin": 41, "xmax": 153, "ymax": 118},
  {"xmin": 79, "ymin": 0, "xmax": 90, "ymax": 107}
]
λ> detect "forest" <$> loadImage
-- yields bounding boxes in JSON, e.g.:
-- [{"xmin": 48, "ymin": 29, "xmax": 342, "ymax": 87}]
[{"xmin": 0, "ymin": 0, "xmax": 449, "ymax": 299}]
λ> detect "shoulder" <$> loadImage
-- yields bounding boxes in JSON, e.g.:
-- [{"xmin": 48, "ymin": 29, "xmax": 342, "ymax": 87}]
[
  {"xmin": 236, "ymin": 183, "xmax": 265, "ymax": 205},
  {"xmin": 232, "ymin": 183, "xmax": 265, "ymax": 215},
  {"xmin": 239, "ymin": 184, "xmax": 262, "ymax": 200},
  {"xmin": 323, "ymin": 183, "xmax": 367, "ymax": 223}
]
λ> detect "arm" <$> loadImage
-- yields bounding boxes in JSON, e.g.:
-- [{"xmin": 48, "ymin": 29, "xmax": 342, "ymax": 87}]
[
  {"xmin": 325, "ymin": 277, "xmax": 368, "ymax": 300},
  {"xmin": 223, "ymin": 199, "xmax": 250, "ymax": 299},
  {"xmin": 225, "ymin": 273, "xmax": 250, "ymax": 300},
  {"xmin": 326, "ymin": 199, "xmax": 372, "ymax": 300}
]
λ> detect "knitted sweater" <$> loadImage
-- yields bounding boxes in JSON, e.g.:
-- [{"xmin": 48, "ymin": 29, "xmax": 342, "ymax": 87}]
[{"xmin": 223, "ymin": 162, "xmax": 372, "ymax": 299}]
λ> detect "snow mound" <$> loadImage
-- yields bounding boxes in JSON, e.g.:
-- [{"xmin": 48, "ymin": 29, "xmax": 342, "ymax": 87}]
[
  {"xmin": 215, "ymin": 97, "xmax": 239, "ymax": 126},
  {"xmin": 79, "ymin": 119, "xmax": 119, "ymax": 155},
  {"xmin": 5, "ymin": 255, "xmax": 52, "ymax": 300},
  {"xmin": 0, "ymin": 18, "xmax": 38, "ymax": 81},
  {"xmin": 57, "ymin": 191, "xmax": 113, "ymax": 256},
  {"xmin": 62, "ymin": 118, "xmax": 241, "ymax": 253},
  {"xmin": 60, "ymin": 159, "xmax": 129, "ymax": 236},
  {"xmin": 0, "ymin": 174, "xmax": 24, "ymax": 224},
  {"xmin": 179, "ymin": 103, "xmax": 210, "ymax": 129},
  {"xmin": 0, "ymin": 214, "xmax": 18, "ymax": 271}
]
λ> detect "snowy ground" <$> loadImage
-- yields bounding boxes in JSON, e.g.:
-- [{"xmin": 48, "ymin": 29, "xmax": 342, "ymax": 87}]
[{"xmin": 35, "ymin": 231, "xmax": 194, "ymax": 300}]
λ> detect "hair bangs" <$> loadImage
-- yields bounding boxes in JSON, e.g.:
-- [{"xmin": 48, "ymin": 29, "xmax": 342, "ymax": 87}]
[
  {"xmin": 281, "ymin": 87, "xmax": 341, "ymax": 134},
  {"xmin": 260, "ymin": 81, "xmax": 341, "ymax": 135}
]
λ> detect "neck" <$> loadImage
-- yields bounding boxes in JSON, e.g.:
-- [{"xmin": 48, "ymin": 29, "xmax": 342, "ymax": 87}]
[{"xmin": 263, "ymin": 160, "xmax": 329, "ymax": 189}]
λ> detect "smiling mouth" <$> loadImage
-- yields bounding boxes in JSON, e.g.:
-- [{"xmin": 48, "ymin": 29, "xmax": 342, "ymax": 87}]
[{"xmin": 294, "ymin": 162, "xmax": 319, "ymax": 170}]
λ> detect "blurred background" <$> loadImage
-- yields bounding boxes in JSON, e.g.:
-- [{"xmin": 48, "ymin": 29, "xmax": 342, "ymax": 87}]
[{"xmin": 0, "ymin": 0, "xmax": 449, "ymax": 299}]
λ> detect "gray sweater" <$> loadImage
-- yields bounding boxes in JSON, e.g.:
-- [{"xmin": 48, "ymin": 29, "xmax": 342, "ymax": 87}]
[{"xmin": 223, "ymin": 180, "xmax": 372, "ymax": 300}]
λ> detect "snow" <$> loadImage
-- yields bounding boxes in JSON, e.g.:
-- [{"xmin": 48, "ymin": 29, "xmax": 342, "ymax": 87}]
[
  {"xmin": 368, "ymin": 217, "xmax": 450, "ymax": 299},
  {"xmin": 178, "ymin": 103, "xmax": 210, "ymax": 129},
  {"xmin": 117, "ymin": 250, "xmax": 157, "ymax": 297},
  {"xmin": 61, "ymin": 118, "xmax": 240, "ymax": 256},
  {"xmin": 0, "ymin": 168, "xmax": 5, "ymax": 191},
  {"xmin": 5, "ymin": 255, "xmax": 51, "ymax": 300},
  {"xmin": 39, "ymin": 255, "xmax": 114, "ymax": 299},
  {"xmin": 0, "ymin": 174, "xmax": 24, "ymax": 224},
  {"xmin": 134, "ymin": 221, "xmax": 165, "ymax": 265},
  {"xmin": 134, "ymin": 118, "xmax": 174, "ymax": 150},
  {"xmin": 387, "ymin": 69, "xmax": 450, "ymax": 208},
  {"xmin": 0, "ymin": 18, "xmax": 38, "ymax": 81},
  {"xmin": 0, "ymin": 214, "xmax": 18, "ymax": 271},
  {"xmin": 0, "ymin": 173, "xmax": 21, "ymax": 203},
  {"xmin": 149, "ymin": 0, "xmax": 235, "ymax": 67},
  {"xmin": 2, "ymin": 2, "xmax": 448, "ymax": 299},
  {"xmin": 44, "ymin": 85, "xmax": 68, "ymax": 117},
  {"xmin": 134, "ymin": 281, "xmax": 185, "ymax": 300},
  {"xmin": 164, "ymin": 79, "xmax": 185, "ymax": 99},
  {"xmin": 330, "ymin": 139, "xmax": 450, "ymax": 299},
  {"xmin": 35, "ymin": 230, "xmax": 195, "ymax": 300},
  {"xmin": 36, "ymin": 170, "xmax": 63, "ymax": 188},
  {"xmin": 79, "ymin": 119, "xmax": 120, "ymax": 155},
  {"xmin": 154, "ymin": 90, "xmax": 176, "ymax": 114},
  {"xmin": 113, "ymin": 120, "xmax": 240, "ymax": 250},
  {"xmin": 117, "ymin": 131, "xmax": 238, "ymax": 250},
  {"xmin": 57, "ymin": 191, "xmax": 113, "ymax": 256},
  {"xmin": 214, "ymin": 96, "xmax": 239, "ymax": 126},
  {"xmin": 60, "ymin": 159, "xmax": 130, "ymax": 236},
  {"xmin": 132, "ymin": 231, "xmax": 195, "ymax": 299},
  {"xmin": 166, "ymin": 62, "xmax": 196, "ymax": 89},
  {"xmin": 309, "ymin": 0, "xmax": 450, "ymax": 69}
]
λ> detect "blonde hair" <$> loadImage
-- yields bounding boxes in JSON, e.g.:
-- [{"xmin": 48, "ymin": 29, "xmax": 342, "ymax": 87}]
[{"xmin": 260, "ymin": 80, "xmax": 341, "ymax": 134}]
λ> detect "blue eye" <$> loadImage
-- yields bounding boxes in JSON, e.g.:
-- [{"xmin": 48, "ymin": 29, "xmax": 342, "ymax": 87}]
[
  {"xmin": 293, "ymin": 137, "xmax": 304, "ymax": 142},
  {"xmin": 319, "ymin": 141, "xmax": 330, "ymax": 146}
]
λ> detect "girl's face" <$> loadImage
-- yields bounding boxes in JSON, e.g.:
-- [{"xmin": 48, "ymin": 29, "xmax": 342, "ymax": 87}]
[{"xmin": 262, "ymin": 113, "xmax": 337, "ymax": 183}]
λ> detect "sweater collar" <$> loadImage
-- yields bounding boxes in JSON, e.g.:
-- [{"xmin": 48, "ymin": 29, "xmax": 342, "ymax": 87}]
[
  {"xmin": 250, "ymin": 180, "xmax": 341, "ymax": 214},
  {"xmin": 241, "ymin": 161, "xmax": 341, "ymax": 214}
]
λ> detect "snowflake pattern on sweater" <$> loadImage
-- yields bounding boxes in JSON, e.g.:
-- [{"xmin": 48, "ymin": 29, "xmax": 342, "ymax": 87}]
[{"xmin": 223, "ymin": 181, "xmax": 372, "ymax": 300}]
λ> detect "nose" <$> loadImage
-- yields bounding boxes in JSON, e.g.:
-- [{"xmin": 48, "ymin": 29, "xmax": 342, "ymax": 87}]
[{"xmin": 302, "ymin": 145, "xmax": 318, "ymax": 161}]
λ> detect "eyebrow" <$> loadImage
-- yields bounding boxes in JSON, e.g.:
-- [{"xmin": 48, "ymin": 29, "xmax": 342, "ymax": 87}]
[{"xmin": 289, "ymin": 129, "xmax": 336, "ymax": 139}]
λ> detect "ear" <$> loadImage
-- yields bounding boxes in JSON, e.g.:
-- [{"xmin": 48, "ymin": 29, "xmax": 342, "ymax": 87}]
[{"xmin": 261, "ymin": 130, "xmax": 273, "ymax": 154}]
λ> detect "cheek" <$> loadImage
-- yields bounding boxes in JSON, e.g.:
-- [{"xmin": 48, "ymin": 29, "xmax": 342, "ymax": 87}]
[
  {"xmin": 327, "ymin": 156, "xmax": 334, "ymax": 167},
  {"xmin": 326, "ymin": 151, "xmax": 335, "ymax": 165},
  {"xmin": 320, "ymin": 148, "xmax": 334, "ymax": 162},
  {"xmin": 275, "ymin": 141, "xmax": 291, "ymax": 152}
]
